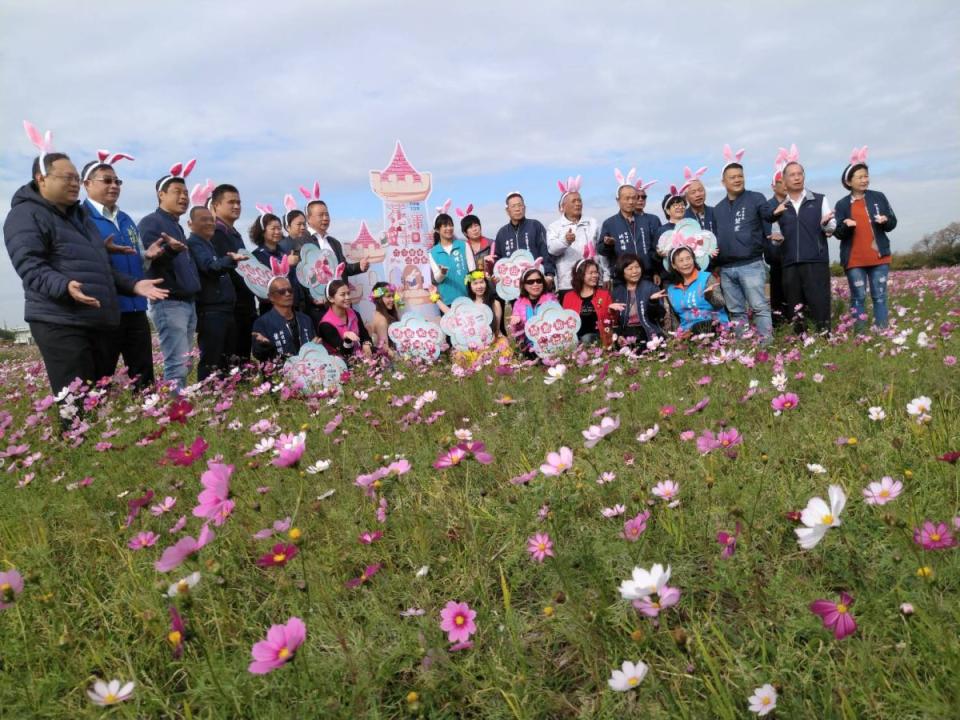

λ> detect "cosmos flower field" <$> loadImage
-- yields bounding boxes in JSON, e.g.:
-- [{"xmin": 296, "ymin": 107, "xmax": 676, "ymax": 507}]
[{"xmin": 1, "ymin": 269, "xmax": 958, "ymax": 719}]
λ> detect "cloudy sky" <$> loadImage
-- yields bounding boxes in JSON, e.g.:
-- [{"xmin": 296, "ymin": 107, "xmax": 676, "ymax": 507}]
[{"xmin": 1, "ymin": 0, "xmax": 958, "ymax": 327}]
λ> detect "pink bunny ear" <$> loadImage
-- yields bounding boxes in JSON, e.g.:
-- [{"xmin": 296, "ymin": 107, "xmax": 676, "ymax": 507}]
[
  {"xmin": 23, "ymin": 120, "xmax": 53, "ymax": 152},
  {"xmin": 181, "ymin": 158, "xmax": 196, "ymax": 178},
  {"xmin": 636, "ymin": 179, "xmax": 658, "ymax": 192},
  {"xmin": 465, "ymin": 203, "xmax": 473, "ymax": 215},
  {"xmin": 270, "ymin": 257, "xmax": 283, "ymax": 274},
  {"xmin": 625, "ymin": 168, "xmax": 637, "ymax": 186},
  {"xmin": 298, "ymin": 185, "xmax": 312, "ymax": 200},
  {"xmin": 312, "ymin": 181, "xmax": 321, "ymax": 200},
  {"xmin": 108, "ymin": 152, "xmax": 135, "ymax": 165},
  {"xmin": 334, "ymin": 262, "xmax": 346, "ymax": 279},
  {"xmin": 735, "ymin": 148, "xmax": 745, "ymax": 162},
  {"xmin": 169, "ymin": 162, "xmax": 183, "ymax": 177},
  {"xmin": 190, "ymin": 180, "xmax": 214, "ymax": 207},
  {"xmin": 850, "ymin": 145, "xmax": 868, "ymax": 164},
  {"xmin": 614, "ymin": 168, "xmax": 625, "ymax": 185},
  {"xmin": 571, "ymin": 175, "xmax": 582, "ymax": 191},
  {"xmin": 255, "ymin": 203, "xmax": 273, "ymax": 216},
  {"xmin": 583, "ymin": 242, "xmax": 596, "ymax": 260},
  {"xmin": 277, "ymin": 255, "xmax": 290, "ymax": 275},
  {"xmin": 533, "ymin": 257, "xmax": 544, "ymax": 268},
  {"xmin": 787, "ymin": 144, "xmax": 800, "ymax": 163},
  {"xmin": 283, "ymin": 194, "xmax": 297, "ymax": 212},
  {"xmin": 557, "ymin": 179, "xmax": 567, "ymax": 193},
  {"xmin": 97, "ymin": 150, "xmax": 110, "ymax": 163},
  {"xmin": 722, "ymin": 144, "xmax": 733, "ymax": 161}
]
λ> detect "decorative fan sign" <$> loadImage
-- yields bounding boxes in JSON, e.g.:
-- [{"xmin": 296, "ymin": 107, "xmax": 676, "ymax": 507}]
[
  {"xmin": 296, "ymin": 244, "xmax": 339, "ymax": 301},
  {"xmin": 282, "ymin": 342, "xmax": 348, "ymax": 392},
  {"xmin": 439, "ymin": 297, "xmax": 494, "ymax": 351},
  {"xmin": 387, "ymin": 316, "xmax": 444, "ymax": 362},
  {"xmin": 235, "ymin": 258, "xmax": 275, "ymax": 299},
  {"xmin": 492, "ymin": 250, "xmax": 542, "ymax": 302},
  {"xmin": 656, "ymin": 218, "xmax": 717, "ymax": 271},
  {"xmin": 524, "ymin": 301, "xmax": 581, "ymax": 358}
]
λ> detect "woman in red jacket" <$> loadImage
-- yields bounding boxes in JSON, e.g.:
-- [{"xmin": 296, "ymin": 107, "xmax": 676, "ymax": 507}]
[{"xmin": 561, "ymin": 259, "xmax": 618, "ymax": 347}]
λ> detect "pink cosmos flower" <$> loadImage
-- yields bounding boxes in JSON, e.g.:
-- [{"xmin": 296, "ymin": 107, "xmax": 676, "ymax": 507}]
[
  {"xmin": 127, "ymin": 531, "xmax": 159, "ymax": 550},
  {"xmin": 167, "ymin": 399, "xmax": 193, "ymax": 424},
  {"xmin": 602, "ymin": 504, "xmax": 626, "ymax": 518},
  {"xmin": 252, "ymin": 517, "xmax": 292, "ymax": 540},
  {"xmin": 621, "ymin": 510, "xmax": 651, "ymax": 541},
  {"xmin": 461, "ymin": 441, "xmax": 494, "ymax": 464},
  {"xmin": 248, "ymin": 617, "xmax": 306, "ymax": 674},
  {"xmin": 387, "ymin": 458, "xmax": 412, "ymax": 475},
  {"xmin": 433, "ymin": 446, "xmax": 468, "ymax": 469},
  {"xmin": 272, "ymin": 432, "xmax": 306, "ymax": 468},
  {"xmin": 323, "ymin": 414, "xmax": 343, "ymax": 434},
  {"xmin": 652, "ymin": 480, "xmax": 679, "ymax": 502},
  {"xmin": 582, "ymin": 416, "xmax": 621, "ymax": 449},
  {"xmin": 376, "ymin": 497, "xmax": 388, "ymax": 524},
  {"xmin": 632, "ymin": 585, "xmax": 681, "ymax": 617},
  {"xmin": 192, "ymin": 462, "xmax": 235, "ymax": 526},
  {"xmin": 508, "ymin": 469, "xmax": 538, "ymax": 485},
  {"xmin": 716, "ymin": 522, "xmax": 741, "ymax": 559},
  {"xmin": 810, "ymin": 591, "xmax": 857, "ymax": 640},
  {"xmin": 683, "ymin": 396, "xmax": 710, "ymax": 415},
  {"xmin": 155, "ymin": 524, "xmax": 215, "ymax": 572},
  {"xmin": 358, "ymin": 530, "xmax": 383, "ymax": 544},
  {"xmin": 679, "ymin": 430, "xmax": 696, "ymax": 442},
  {"xmin": 257, "ymin": 543, "xmax": 298, "ymax": 568},
  {"xmin": 168, "ymin": 606, "xmax": 186, "ymax": 659},
  {"xmin": 0, "ymin": 569, "xmax": 24, "ymax": 609},
  {"xmin": 526, "ymin": 533, "xmax": 554, "ymax": 562},
  {"xmin": 124, "ymin": 489, "xmax": 155, "ymax": 528},
  {"xmin": 150, "ymin": 496, "xmax": 177, "ymax": 516},
  {"xmin": 771, "ymin": 392, "xmax": 799, "ymax": 413},
  {"xmin": 439, "ymin": 601, "xmax": 477, "ymax": 644},
  {"xmin": 165, "ymin": 437, "xmax": 209, "ymax": 467},
  {"xmin": 696, "ymin": 430, "xmax": 721, "ymax": 455},
  {"xmin": 345, "ymin": 563, "xmax": 383, "ymax": 588},
  {"xmin": 862, "ymin": 477, "xmax": 903, "ymax": 505},
  {"xmin": 716, "ymin": 428, "xmax": 742, "ymax": 450},
  {"xmin": 913, "ymin": 520, "xmax": 957, "ymax": 550},
  {"xmin": 168, "ymin": 515, "xmax": 187, "ymax": 534},
  {"xmin": 540, "ymin": 446, "xmax": 574, "ymax": 476}
]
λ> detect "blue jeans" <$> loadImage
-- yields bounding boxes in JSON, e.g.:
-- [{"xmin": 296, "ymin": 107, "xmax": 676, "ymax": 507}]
[
  {"xmin": 719, "ymin": 258, "xmax": 772, "ymax": 341},
  {"xmin": 149, "ymin": 300, "xmax": 197, "ymax": 390},
  {"xmin": 845, "ymin": 264, "xmax": 889, "ymax": 329}
]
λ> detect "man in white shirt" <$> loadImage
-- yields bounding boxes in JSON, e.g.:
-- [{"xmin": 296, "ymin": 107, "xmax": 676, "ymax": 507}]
[{"xmin": 547, "ymin": 189, "xmax": 602, "ymax": 292}]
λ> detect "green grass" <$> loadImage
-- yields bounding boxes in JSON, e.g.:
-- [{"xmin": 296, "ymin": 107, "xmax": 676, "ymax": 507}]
[{"xmin": 1, "ymin": 270, "xmax": 959, "ymax": 719}]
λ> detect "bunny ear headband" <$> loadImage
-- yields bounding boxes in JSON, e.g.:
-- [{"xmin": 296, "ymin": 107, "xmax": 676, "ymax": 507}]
[
  {"xmin": 435, "ymin": 198, "xmax": 452, "ymax": 218},
  {"xmin": 455, "ymin": 203, "xmax": 475, "ymax": 218},
  {"xmin": 720, "ymin": 144, "xmax": 746, "ymax": 176},
  {"xmin": 683, "ymin": 166, "xmax": 707, "ymax": 187},
  {"xmin": 255, "ymin": 203, "xmax": 275, "ymax": 230},
  {"xmin": 298, "ymin": 180, "xmax": 322, "ymax": 212},
  {"xmin": 82, "ymin": 148, "xmax": 135, "ymax": 182},
  {"xmin": 662, "ymin": 184, "xmax": 687, "ymax": 212},
  {"xmin": 324, "ymin": 262, "xmax": 348, "ymax": 300},
  {"xmin": 557, "ymin": 175, "xmax": 582, "ymax": 208},
  {"xmin": 158, "ymin": 159, "xmax": 197, "ymax": 191},
  {"xmin": 282, "ymin": 194, "xmax": 300, "ymax": 229},
  {"xmin": 23, "ymin": 120, "xmax": 55, "ymax": 176},
  {"xmin": 614, "ymin": 167, "xmax": 638, "ymax": 190},
  {"xmin": 843, "ymin": 145, "xmax": 869, "ymax": 182},
  {"xmin": 573, "ymin": 239, "xmax": 597, "ymax": 274},
  {"xmin": 189, "ymin": 179, "xmax": 215, "ymax": 208}
]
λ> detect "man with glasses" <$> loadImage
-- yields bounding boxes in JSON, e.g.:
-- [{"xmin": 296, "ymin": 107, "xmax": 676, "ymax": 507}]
[
  {"xmin": 82, "ymin": 157, "xmax": 163, "ymax": 390},
  {"xmin": 598, "ymin": 184, "xmax": 662, "ymax": 284},
  {"xmin": 494, "ymin": 193, "xmax": 555, "ymax": 287},
  {"xmin": 4, "ymin": 152, "xmax": 167, "ymax": 399},
  {"xmin": 251, "ymin": 276, "xmax": 315, "ymax": 362},
  {"xmin": 139, "ymin": 170, "xmax": 202, "ymax": 391}
]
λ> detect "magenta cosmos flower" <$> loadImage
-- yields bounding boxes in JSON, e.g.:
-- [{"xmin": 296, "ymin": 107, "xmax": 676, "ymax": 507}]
[
  {"xmin": 0, "ymin": 569, "xmax": 24, "ymax": 609},
  {"xmin": 540, "ymin": 446, "xmax": 574, "ymax": 476},
  {"xmin": 248, "ymin": 616, "xmax": 306, "ymax": 674},
  {"xmin": 167, "ymin": 399, "xmax": 193, "ymax": 424},
  {"xmin": 154, "ymin": 524, "xmax": 215, "ymax": 573},
  {"xmin": 913, "ymin": 520, "xmax": 957, "ymax": 550},
  {"xmin": 256, "ymin": 543, "xmax": 299, "ymax": 568},
  {"xmin": 192, "ymin": 461, "xmax": 234, "ymax": 526},
  {"xmin": 168, "ymin": 606, "xmax": 186, "ymax": 659},
  {"xmin": 433, "ymin": 445, "xmax": 468, "ymax": 469},
  {"xmin": 862, "ymin": 476, "xmax": 903, "ymax": 506},
  {"xmin": 439, "ymin": 601, "xmax": 477, "ymax": 644},
  {"xmin": 716, "ymin": 522, "xmax": 741, "ymax": 559},
  {"xmin": 273, "ymin": 432, "xmax": 306, "ymax": 468},
  {"xmin": 526, "ymin": 533, "xmax": 554, "ymax": 562},
  {"xmin": 621, "ymin": 510, "xmax": 651, "ymax": 541},
  {"xmin": 810, "ymin": 591, "xmax": 857, "ymax": 640},
  {"xmin": 127, "ymin": 531, "xmax": 159, "ymax": 550},
  {"xmin": 632, "ymin": 585, "xmax": 681, "ymax": 617},
  {"xmin": 165, "ymin": 437, "xmax": 209, "ymax": 467},
  {"xmin": 771, "ymin": 392, "xmax": 799, "ymax": 413},
  {"xmin": 345, "ymin": 563, "xmax": 382, "ymax": 588}
]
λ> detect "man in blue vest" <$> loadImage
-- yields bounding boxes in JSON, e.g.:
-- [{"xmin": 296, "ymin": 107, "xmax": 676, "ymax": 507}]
[
  {"xmin": 771, "ymin": 162, "xmax": 837, "ymax": 333},
  {"xmin": 82, "ymin": 157, "xmax": 163, "ymax": 390}
]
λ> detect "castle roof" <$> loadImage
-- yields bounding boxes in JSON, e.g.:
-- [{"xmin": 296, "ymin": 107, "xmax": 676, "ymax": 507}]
[{"xmin": 381, "ymin": 141, "xmax": 421, "ymax": 181}]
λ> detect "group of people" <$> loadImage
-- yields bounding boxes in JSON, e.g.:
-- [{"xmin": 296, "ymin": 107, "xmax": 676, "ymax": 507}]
[{"xmin": 4, "ymin": 124, "xmax": 896, "ymax": 399}]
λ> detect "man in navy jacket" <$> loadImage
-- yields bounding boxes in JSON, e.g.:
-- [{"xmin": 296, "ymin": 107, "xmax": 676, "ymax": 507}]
[
  {"xmin": 210, "ymin": 184, "xmax": 255, "ymax": 362},
  {"xmin": 494, "ymin": 193, "xmax": 556, "ymax": 282},
  {"xmin": 712, "ymin": 162, "xmax": 777, "ymax": 342},
  {"xmin": 82, "ymin": 159, "xmax": 162, "ymax": 390},
  {"xmin": 3, "ymin": 153, "xmax": 166, "ymax": 397},
  {"xmin": 138, "ymin": 174, "xmax": 201, "ymax": 391},
  {"xmin": 683, "ymin": 179, "xmax": 717, "ymax": 234},
  {"xmin": 597, "ymin": 184, "xmax": 661, "ymax": 283}
]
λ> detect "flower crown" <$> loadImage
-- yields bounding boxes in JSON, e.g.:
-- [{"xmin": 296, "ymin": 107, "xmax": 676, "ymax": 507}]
[
  {"xmin": 464, "ymin": 269, "xmax": 488, "ymax": 285},
  {"xmin": 369, "ymin": 284, "xmax": 398, "ymax": 301}
]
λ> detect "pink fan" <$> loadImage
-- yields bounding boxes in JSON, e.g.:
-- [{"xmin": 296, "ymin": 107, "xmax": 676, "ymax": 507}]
[{"xmin": 23, "ymin": 120, "xmax": 55, "ymax": 176}]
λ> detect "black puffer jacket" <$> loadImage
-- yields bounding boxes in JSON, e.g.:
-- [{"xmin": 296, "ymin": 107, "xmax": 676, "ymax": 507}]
[{"xmin": 3, "ymin": 182, "xmax": 136, "ymax": 327}]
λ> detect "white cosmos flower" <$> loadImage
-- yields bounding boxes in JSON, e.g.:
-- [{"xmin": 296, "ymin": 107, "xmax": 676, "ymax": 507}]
[
  {"xmin": 544, "ymin": 364, "xmax": 567, "ymax": 385},
  {"xmin": 795, "ymin": 485, "xmax": 846, "ymax": 549},
  {"xmin": 305, "ymin": 459, "xmax": 331, "ymax": 474},
  {"xmin": 806, "ymin": 463, "xmax": 827, "ymax": 475},
  {"xmin": 608, "ymin": 660, "xmax": 649, "ymax": 691},
  {"xmin": 619, "ymin": 564, "xmax": 671, "ymax": 600},
  {"xmin": 906, "ymin": 396, "xmax": 932, "ymax": 417},
  {"xmin": 166, "ymin": 571, "xmax": 201, "ymax": 597},
  {"xmin": 87, "ymin": 679, "xmax": 135, "ymax": 706},
  {"xmin": 748, "ymin": 684, "xmax": 778, "ymax": 716},
  {"xmin": 868, "ymin": 406, "xmax": 886, "ymax": 421}
]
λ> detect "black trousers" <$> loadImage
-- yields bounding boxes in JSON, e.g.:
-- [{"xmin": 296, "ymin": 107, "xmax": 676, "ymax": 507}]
[
  {"xmin": 769, "ymin": 261, "xmax": 789, "ymax": 327},
  {"xmin": 30, "ymin": 321, "xmax": 116, "ymax": 395},
  {"xmin": 232, "ymin": 299, "xmax": 255, "ymax": 362},
  {"xmin": 782, "ymin": 262, "xmax": 831, "ymax": 332},
  {"xmin": 104, "ymin": 311, "xmax": 155, "ymax": 390},
  {"xmin": 197, "ymin": 309, "xmax": 237, "ymax": 381}
]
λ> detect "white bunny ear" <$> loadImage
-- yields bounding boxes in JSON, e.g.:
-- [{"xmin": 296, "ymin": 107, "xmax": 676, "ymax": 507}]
[
  {"xmin": 572, "ymin": 175, "xmax": 581, "ymax": 191},
  {"xmin": 626, "ymin": 168, "xmax": 637, "ymax": 186},
  {"xmin": 283, "ymin": 193, "xmax": 297, "ymax": 212},
  {"xmin": 614, "ymin": 168, "xmax": 625, "ymax": 185},
  {"xmin": 334, "ymin": 262, "xmax": 346, "ymax": 278},
  {"xmin": 723, "ymin": 143, "xmax": 733, "ymax": 161}
]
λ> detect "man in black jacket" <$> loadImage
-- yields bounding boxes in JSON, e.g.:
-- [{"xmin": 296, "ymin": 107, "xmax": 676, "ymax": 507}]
[
  {"xmin": 210, "ymin": 183, "xmax": 256, "ymax": 363},
  {"xmin": 3, "ymin": 153, "xmax": 166, "ymax": 396}
]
